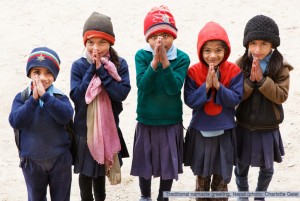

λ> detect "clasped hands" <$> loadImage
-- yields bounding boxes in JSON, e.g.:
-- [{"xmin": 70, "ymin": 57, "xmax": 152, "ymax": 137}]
[
  {"xmin": 151, "ymin": 36, "xmax": 170, "ymax": 70},
  {"xmin": 206, "ymin": 63, "xmax": 220, "ymax": 91},
  {"xmin": 250, "ymin": 57, "xmax": 264, "ymax": 82}
]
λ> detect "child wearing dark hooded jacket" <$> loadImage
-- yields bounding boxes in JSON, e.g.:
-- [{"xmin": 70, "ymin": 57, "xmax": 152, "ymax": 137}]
[
  {"xmin": 183, "ymin": 22, "xmax": 243, "ymax": 201},
  {"xmin": 234, "ymin": 15, "xmax": 294, "ymax": 201}
]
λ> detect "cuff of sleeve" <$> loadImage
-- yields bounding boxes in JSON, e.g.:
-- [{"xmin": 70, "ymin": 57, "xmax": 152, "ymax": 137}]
[
  {"xmin": 40, "ymin": 92, "xmax": 51, "ymax": 102},
  {"xmin": 245, "ymin": 77, "xmax": 255, "ymax": 88},
  {"xmin": 257, "ymin": 77, "xmax": 266, "ymax": 87},
  {"xmin": 162, "ymin": 65, "xmax": 172, "ymax": 73},
  {"xmin": 150, "ymin": 63, "xmax": 158, "ymax": 72}
]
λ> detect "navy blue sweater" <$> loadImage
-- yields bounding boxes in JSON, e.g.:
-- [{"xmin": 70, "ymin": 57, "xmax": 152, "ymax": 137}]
[
  {"xmin": 70, "ymin": 57, "xmax": 131, "ymax": 138},
  {"xmin": 9, "ymin": 90, "xmax": 74, "ymax": 160}
]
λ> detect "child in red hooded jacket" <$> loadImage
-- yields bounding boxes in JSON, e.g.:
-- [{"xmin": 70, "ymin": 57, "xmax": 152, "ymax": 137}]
[{"xmin": 183, "ymin": 22, "xmax": 243, "ymax": 200}]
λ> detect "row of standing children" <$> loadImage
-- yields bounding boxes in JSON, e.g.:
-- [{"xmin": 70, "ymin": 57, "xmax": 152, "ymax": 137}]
[{"xmin": 8, "ymin": 4, "xmax": 293, "ymax": 201}]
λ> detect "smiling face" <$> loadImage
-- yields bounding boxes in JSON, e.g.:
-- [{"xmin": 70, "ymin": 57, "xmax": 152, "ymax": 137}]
[
  {"xmin": 248, "ymin": 40, "xmax": 272, "ymax": 60},
  {"xmin": 148, "ymin": 32, "xmax": 174, "ymax": 52},
  {"xmin": 201, "ymin": 40, "xmax": 226, "ymax": 67},
  {"xmin": 29, "ymin": 66, "xmax": 54, "ymax": 90},
  {"xmin": 85, "ymin": 37, "xmax": 110, "ymax": 58}
]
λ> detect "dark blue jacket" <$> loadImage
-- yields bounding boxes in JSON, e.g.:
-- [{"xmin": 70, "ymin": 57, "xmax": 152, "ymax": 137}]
[
  {"xmin": 70, "ymin": 57, "xmax": 131, "ymax": 138},
  {"xmin": 9, "ymin": 90, "xmax": 74, "ymax": 159}
]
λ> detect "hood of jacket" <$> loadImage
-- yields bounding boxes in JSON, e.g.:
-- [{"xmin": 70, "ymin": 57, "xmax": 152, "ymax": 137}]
[{"xmin": 197, "ymin": 21, "xmax": 231, "ymax": 65}]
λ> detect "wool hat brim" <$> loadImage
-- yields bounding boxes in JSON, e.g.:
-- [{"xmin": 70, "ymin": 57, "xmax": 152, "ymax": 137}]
[
  {"xmin": 145, "ymin": 23, "xmax": 177, "ymax": 41},
  {"xmin": 83, "ymin": 30, "xmax": 115, "ymax": 45},
  {"xmin": 243, "ymin": 31, "xmax": 280, "ymax": 47}
]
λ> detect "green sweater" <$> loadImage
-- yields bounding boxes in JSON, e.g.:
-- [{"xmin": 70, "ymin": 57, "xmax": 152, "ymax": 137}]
[{"xmin": 135, "ymin": 48, "xmax": 190, "ymax": 125}]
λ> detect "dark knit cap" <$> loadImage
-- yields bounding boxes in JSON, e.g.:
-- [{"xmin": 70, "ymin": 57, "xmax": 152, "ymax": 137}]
[
  {"xmin": 83, "ymin": 12, "xmax": 115, "ymax": 45},
  {"xmin": 26, "ymin": 47, "xmax": 60, "ymax": 80},
  {"xmin": 243, "ymin": 15, "xmax": 280, "ymax": 48}
]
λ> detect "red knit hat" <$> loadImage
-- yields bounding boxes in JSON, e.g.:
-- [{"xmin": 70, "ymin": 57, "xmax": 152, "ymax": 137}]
[{"xmin": 144, "ymin": 5, "xmax": 177, "ymax": 41}]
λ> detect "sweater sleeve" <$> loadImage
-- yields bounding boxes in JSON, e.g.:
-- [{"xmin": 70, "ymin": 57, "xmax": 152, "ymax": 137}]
[
  {"xmin": 9, "ymin": 93, "xmax": 39, "ymax": 130},
  {"xmin": 184, "ymin": 75, "xmax": 208, "ymax": 110},
  {"xmin": 70, "ymin": 59, "xmax": 95, "ymax": 106},
  {"xmin": 215, "ymin": 72, "xmax": 244, "ymax": 107},
  {"xmin": 161, "ymin": 52, "xmax": 190, "ymax": 95},
  {"xmin": 258, "ymin": 66, "xmax": 290, "ymax": 104},
  {"xmin": 96, "ymin": 57, "xmax": 131, "ymax": 102},
  {"xmin": 40, "ymin": 93, "xmax": 74, "ymax": 125},
  {"xmin": 135, "ymin": 50, "xmax": 158, "ymax": 93}
]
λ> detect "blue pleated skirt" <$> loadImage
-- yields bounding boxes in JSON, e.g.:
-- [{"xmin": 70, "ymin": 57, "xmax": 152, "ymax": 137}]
[
  {"xmin": 130, "ymin": 122, "xmax": 184, "ymax": 180},
  {"xmin": 183, "ymin": 127, "xmax": 237, "ymax": 183},
  {"xmin": 236, "ymin": 125, "xmax": 284, "ymax": 168},
  {"xmin": 74, "ymin": 127, "xmax": 129, "ymax": 178}
]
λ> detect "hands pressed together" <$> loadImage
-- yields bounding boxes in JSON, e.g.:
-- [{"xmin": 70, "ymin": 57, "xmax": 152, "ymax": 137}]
[
  {"xmin": 92, "ymin": 49, "xmax": 103, "ymax": 70},
  {"xmin": 32, "ymin": 76, "xmax": 46, "ymax": 100},
  {"xmin": 151, "ymin": 36, "xmax": 170, "ymax": 70},
  {"xmin": 250, "ymin": 57, "xmax": 264, "ymax": 82},
  {"xmin": 206, "ymin": 63, "xmax": 220, "ymax": 92}
]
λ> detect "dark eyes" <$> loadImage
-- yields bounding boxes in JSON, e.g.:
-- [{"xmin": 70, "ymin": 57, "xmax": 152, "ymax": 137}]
[
  {"xmin": 86, "ymin": 40, "xmax": 109, "ymax": 46},
  {"xmin": 149, "ymin": 34, "xmax": 171, "ymax": 40}
]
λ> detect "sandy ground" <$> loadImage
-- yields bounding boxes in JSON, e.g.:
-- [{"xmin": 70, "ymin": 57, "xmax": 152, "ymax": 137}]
[{"xmin": 0, "ymin": 0, "xmax": 299, "ymax": 200}]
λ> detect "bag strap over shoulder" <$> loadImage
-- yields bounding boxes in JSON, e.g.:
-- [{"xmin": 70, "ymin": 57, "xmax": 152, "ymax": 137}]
[{"xmin": 14, "ymin": 88, "xmax": 30, "ymax": 153}]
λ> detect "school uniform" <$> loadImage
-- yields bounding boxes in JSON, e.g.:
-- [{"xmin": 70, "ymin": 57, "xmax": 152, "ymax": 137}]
[
  {"xmin": 9, "ymin": 47, "xmax": 74, "ymax": 201},
  {"xmin": 130, "ymin": 47, "xmax": 190, "ymax": 181},
  {"xmin": 9, "ymin": 87, "xmax": 74, "ymax": 201},
  {"xmin": 183, "ymin": 22, "xmax": 244, "ymax": 185},
  {"xmin": 234, "ymin": 14, "xmax": 294, "ymax": 200},
  {"xmin": 70, "ymin": 56, "xmax": 131, "ymax": 178}
]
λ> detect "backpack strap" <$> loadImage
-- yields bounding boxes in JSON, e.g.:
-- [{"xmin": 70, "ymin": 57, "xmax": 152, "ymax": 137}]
[
  {"xmin": 14, "ymin": 87, "xmax": 30, "ymax": 153},
  {"xmin": 21, "ymin": 87, "xmax": 30, "ymax": 101}
]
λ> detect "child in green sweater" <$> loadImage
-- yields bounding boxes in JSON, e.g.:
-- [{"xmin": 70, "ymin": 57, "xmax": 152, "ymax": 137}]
[{"xmin": 130, "ymin": 5, "xmax": 190, "ymax": 201}]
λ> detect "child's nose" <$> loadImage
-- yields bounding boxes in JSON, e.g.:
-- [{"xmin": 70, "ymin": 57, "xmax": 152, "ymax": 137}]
[
  {"xmin": 254, "ymin": 44, "xmax": 261, "ymax": 52},
  {"xmin": 210, "ymin": 52, "xmax": 217, "ymax": 58},
  {"xmin": 93, "ymin": 43, "xmax": 100, "ymax": 51},
  {"xmin": 39, "ymin": 73, "xmax": 46, "ymax": 80}
]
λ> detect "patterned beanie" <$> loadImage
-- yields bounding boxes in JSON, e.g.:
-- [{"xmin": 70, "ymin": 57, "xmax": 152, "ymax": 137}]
[
  {"xmin": 243, "ymin": 15, "xmax": 280, "ymax": 48},
  {"xmin": 83, "ymin": 12, "xmax": 115, "ymax": 45},
  {"xmin": 26, "ymin": 47, "xmax": 60, "ymax": 80},
  {"xmin": 144, "ymin": 5, "xmax": 177, "ymax": 41}
]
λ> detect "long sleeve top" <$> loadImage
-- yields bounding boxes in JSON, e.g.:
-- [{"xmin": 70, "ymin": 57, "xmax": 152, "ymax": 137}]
[
  {"xmin": 135, "ymin": 48, "xmax": 190, "ymax": 125},
  {"xmin": 9, "ymin": 89, "xmax": 74, "ymax": 159},
  {"xmin": 184, "ymin": 21, "xmax": 243, "ymax": 132},
  {"xmin": 70, "ymin": 57, "xmax": 131, "ymax": 137}
]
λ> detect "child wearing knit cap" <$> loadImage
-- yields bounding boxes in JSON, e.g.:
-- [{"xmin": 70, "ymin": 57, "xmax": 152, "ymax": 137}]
[
  {"xmin": 9, "ymin": 47, "xmax": 74, "ymax": 201},
  {"xmin": 234, "ymin": 15, "xmax": 294, "ymax": 201},
  {"xmin": 183, "ymin": 21, "xmax": 243, "ymax": 201},
  {"xmin": 130, "ymin": 5, "xmax": 190, "ymax": 201},
  {"xmin": 70, "ymin": 12, "xmax": 131, "ymax": 201}
]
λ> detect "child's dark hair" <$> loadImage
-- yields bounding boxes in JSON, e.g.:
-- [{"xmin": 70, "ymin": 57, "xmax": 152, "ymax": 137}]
[
  {"xmin": 109, "ymin": 46, "xmax": 120, "ymax": 69},
  {"xmin": 237, "ymin": 47, "xmax": 283, "ymax": 80}
]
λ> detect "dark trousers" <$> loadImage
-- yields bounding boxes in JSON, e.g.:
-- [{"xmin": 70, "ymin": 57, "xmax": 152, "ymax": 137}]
[
  {"xmin": 21, "ymin": 151, "xmax": 72, "ymax": 201},
  {"xmin": 139, "ymin": 177, "xmax": 173, "ymax": 201},
  {"xmin": 235, "ymin": 161, "xmax": 274, "ymax": 200},
  {"xmin": 79, "ymin": 174, "xmax": 106, "ymax": 201}
]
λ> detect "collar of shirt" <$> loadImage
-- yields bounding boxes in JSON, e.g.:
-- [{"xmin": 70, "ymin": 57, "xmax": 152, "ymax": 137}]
[
  {"xmin": 28, "ymin": 84, "xmax": 64, "ymax": 107},
  {"xmin": 260, "ymin": 51, "xmax": 273, "ymax": 73}
]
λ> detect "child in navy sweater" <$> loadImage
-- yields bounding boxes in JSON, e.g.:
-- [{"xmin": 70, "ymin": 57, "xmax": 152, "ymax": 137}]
[
  {"xmin": 183, "ymin": 22, "xmax": 243, "ymax": 200},
  {"xmin": 9, "ymin": 47, "xmax": 74, "ymax": 201},
  {"xmin": 70, "ymin": 12, "xmax": 131, "ymax": 201}
]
